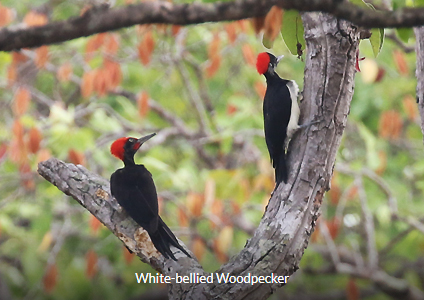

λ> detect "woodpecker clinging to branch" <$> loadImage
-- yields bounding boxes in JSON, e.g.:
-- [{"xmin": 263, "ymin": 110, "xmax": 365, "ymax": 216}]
[
  {"xmin": 110, "ymin": 133, "xmax": 190, "ymax": 261},
  {"xmin": 256, "ymin": 52, "xmax": 300, "ymax": 186}
]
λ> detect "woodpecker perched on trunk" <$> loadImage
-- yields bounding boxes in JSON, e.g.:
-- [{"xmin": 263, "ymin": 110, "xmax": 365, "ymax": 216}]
[
  {"xmin": 256, "ymin": 52, "xmax": 300, "ymax": 186},
  {"xmin": 110, "ymin": 133, "xmax": 190, "ymax": 261}
]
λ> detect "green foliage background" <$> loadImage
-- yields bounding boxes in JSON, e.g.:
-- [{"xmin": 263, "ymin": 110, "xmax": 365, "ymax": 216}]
[{"xmin": 0, "ymin": 0, "xmax": 423, "ymax": 299}]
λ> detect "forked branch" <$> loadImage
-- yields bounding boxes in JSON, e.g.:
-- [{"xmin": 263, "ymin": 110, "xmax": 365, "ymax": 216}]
[{"xmin": 37, "ymin": 12, "xmax": 359, "ymax": 300}]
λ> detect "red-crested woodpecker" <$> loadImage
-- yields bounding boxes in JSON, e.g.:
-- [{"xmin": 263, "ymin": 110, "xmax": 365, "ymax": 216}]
[
  {"xmin": 256, "ymin": 52, "xmax": 300, "ymax": 185},
  {"xmin": 110, "ymin": 133, "xmax": 190, "ymax": 261}
]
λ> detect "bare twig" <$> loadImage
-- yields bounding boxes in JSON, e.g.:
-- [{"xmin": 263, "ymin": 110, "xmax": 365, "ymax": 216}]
[
  {"xmin": 362, "ymin": 168, "xmax": 398, "ymax": 215},
  {"xmin": 355, "ymin": 176, "xmax": 378, "ymax": 270},
  {"xmin": 336, "ymin": 164, "xmax": 398, "ymax": 215},
  {"xmin": 20, "ymin": 49, "xmax": 82, "ymax": 85},
  {"xmin": 334, "ymin": 181, "xmax": 355, "ymax": 223},
  {"xmin": 112, "ymin": 89, "xmax": 195, "ymax": 138},
  {"xmin": 318, "ymin": 218, "xmax": 341, "ymax": 267},
  {"xmin": 173, "ymin": 59, "xmax": 210, "ymax": 135},
  {"xmin": 183, "ymin": 54, "xmax": 215, "ymax": 115},
  {"xmin": 402, "ymin": 216, "xmax": 424, "ymax": 235},
  {"xmin": 379, "ymin": 218, "xmax": 424, "ymax": 260},
  {"xmin": 386, "ymin": 32, "xmax": 415, "ymax": 53},
  {"xmin": 312, "ymin": 244, "xmax": 424, "ymax": 299}
]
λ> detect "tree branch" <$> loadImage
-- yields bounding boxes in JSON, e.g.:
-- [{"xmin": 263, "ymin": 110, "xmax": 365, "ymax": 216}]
[
  {"xmin": 3, "ymin": 0, "xmax": 424, "ymax": 51},
  {"xmin": 312, "ymin": 245, "xmax": 424, "ymax": 299},
  {"xmin": 37, "ymin": 158, "xmax": 206, "ymax": 286},
  {"xmin": 112, "ymin": 89, "xmax": 196, "ymax": 139},
  {"xmin": 0, "ymin": 0, "xmax": 273, "ymax": 51},
  {"xmin": 356, "ymin": 176, "xmax": 378, "ymax": 270}
]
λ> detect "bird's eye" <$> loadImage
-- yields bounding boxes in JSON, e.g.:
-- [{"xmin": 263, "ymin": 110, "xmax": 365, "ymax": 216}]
[{"xmin": 128, "ymin": 138, "xmax": 135, "ymax": 142}]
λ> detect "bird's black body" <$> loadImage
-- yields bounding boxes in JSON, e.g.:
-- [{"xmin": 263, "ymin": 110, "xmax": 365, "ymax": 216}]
[
  {"xmin": 110, "ymin": 134, "xmax": 190, "ymax": 261},
  {"xmin": 263, "ymin": 75, "xmax": 293, "ymax": 185},
  {"xmin": 257, "ymin": 52, "xmax": 300, "ymax": 186}
]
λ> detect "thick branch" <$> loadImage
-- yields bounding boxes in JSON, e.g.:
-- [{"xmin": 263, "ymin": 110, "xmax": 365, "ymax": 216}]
[
  {"xmin": 2, "ymin": 0, "xmax": 424, "ymax": 51},
  {"xmin": 0, "ymin": 0, "xmax": 273, "ymax": 51},
  {"xmin": 37, "ymin": 158, "xmax": 205, "ymax": 281}
]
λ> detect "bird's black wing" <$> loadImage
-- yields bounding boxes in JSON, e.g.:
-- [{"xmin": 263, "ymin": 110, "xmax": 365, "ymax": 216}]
[
  {"xmin": 263, "ymin": 78, "xmax": 292, "ymax": 184},
  {"xmin": 263, "ymin": 79, "xmax": 292, "ymax": 163}
]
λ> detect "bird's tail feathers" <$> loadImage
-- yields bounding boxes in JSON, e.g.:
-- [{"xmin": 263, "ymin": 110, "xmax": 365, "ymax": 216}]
[
  {"xmin": 150, "ymin": 218, "xmax": 191, "ymax": 261},
  {"xmin": 274, "ymin": 151, "xmax": 288, "ymax": 186}
]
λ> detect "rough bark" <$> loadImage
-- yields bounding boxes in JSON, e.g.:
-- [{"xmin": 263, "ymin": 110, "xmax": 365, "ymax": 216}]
[
  {"xmin": 1, "ymin": 0, "xmax": 424, "ymax": 51},
  {"xmin": 38, "ymin": 12, "xmax": 359, "ymax": 300},
  {"xmin": 415, "ymin": 26, "xmax": 424, "ymax": 142}
]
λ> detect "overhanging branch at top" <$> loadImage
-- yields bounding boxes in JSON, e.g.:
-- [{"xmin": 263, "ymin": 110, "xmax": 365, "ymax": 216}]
[
  {"xmin": 0, "ymin": 0, "xmax": 273, "ymax": 52},
  {"xmin": 1, "ymin": 0, "xmax": 424, "ymax": 52}
]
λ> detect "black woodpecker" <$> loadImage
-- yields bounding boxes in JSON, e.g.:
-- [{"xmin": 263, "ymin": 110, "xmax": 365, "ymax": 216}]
[
  {"xmin": 110, "ymin": 133, "xmax": 191, "ymax": 261},
  {"xmin": 256, "ymin": 52, "xmax": 300, "ymax": 186}
]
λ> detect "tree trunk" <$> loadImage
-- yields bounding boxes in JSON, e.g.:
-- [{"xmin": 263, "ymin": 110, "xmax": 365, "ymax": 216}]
[{"xmin": 415, "ymin": 26, "xmax": 424, "ymax": 142}]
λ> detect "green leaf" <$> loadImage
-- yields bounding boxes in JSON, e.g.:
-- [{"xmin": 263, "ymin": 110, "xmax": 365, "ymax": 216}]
[
  {"xmin": 281, "ymin": 10, "xmax": 305, "ymax": 56},
  {"xmin": 369, "ymin": 28, "xmax": 384, "ymax": 57},
  {"xmin": 396, "ymin": 27, "xmax": 413, "ymax": 42},
  {"xmin": 379, "ymin": 28, "xmax": 385, "ymax": 50}
]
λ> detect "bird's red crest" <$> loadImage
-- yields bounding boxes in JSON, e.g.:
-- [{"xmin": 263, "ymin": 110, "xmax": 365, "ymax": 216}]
[
  {"xmin": 256, "ymin": 52, "xmax": 270, "ymax": 75},
  {"xmin": 111, "ymin": 137, "xmax": 130, "ymax": 161}
]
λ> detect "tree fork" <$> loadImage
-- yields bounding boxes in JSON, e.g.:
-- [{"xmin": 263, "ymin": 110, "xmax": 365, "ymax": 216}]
[{"xmin": 38, "ymin": 12, "xmax": 359, "ymax": 300}]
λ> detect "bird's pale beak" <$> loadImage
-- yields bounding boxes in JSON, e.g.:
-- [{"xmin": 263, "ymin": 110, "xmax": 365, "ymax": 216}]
[
  {"xmin": 134, "ymin": 133, "xmax": 156, "ymax": 150},
  {"xmin": 276, "ymin": 55, "xmax": 284, "ymax": 65}
]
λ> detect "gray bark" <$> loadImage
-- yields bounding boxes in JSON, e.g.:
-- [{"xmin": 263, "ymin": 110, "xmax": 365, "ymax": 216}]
[
  {"xmin": 415, "ymin": 27, "xmax": 424, "ymax": 142},
  {"xmin": 38, "ymin": 12, "xmax": 359, "ymax": 300}
]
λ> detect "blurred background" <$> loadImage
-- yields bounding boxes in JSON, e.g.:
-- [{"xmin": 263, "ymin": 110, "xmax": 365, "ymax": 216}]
[{"xmin": 0, "ymin": 0, "xmax": 423, "ymax": 299}]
